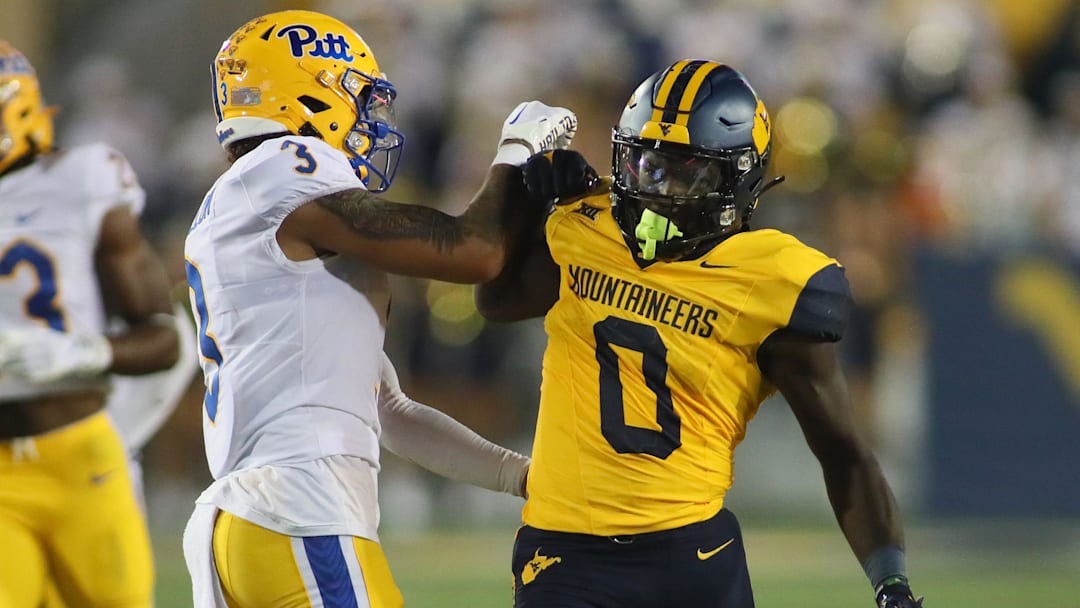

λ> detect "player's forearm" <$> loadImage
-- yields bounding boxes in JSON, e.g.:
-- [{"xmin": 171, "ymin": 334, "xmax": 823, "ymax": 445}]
[
  {"xmin": 379, "ymin": 393, "xmax": 529, "ymax": 496},
  {"xmin": 312, "ymin": 168, "xmax": 524, "ymax": 282},
  {"xmin": 474, "ymin": 168, "xmax": 557, "ymax": 320},
  {"xmin": 107, "ymin": 318, "xmax": 180, "ymax": 375},
  {"xmin": 819, "ymin": 443, "xmax": 906, "ymax": 563},
  {"xmin": 475, "ymin": 276, "xmax": 527, "ymax": 321},
  {"xmin": 475, "ymin": 247, "xmax": 558, "ymax": 321}
]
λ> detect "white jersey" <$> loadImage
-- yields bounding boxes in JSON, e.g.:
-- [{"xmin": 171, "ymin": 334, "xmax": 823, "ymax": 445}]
[
  {"xmin": 184, "ymin": 136, "xmax": 389, "ymax": 509},
  {"xmin": 0, "ymin": 144, "xmax": 144, "ymax": 401}
]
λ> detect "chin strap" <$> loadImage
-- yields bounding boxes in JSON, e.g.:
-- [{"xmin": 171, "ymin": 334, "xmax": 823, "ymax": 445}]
[
  {"xmin": 743, "ymin": 175, "xmax": 786, "ymax": 226},
  {"xmin": 758, "ymin": 175, "xmax": 786, "ymax": 196},
  {"xmin": 635, "ymin": 208, "xmax": 683, "ymax": 261}
]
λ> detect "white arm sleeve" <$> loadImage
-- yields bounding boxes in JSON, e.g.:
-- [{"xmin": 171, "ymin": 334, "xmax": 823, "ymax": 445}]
[{"xmin": 377, "ymin": 352, "xmax": 530, "ymax": 497}]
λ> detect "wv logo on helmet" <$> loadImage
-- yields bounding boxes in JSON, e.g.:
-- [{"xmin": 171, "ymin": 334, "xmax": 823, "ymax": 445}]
[{"xmin": 279, "ymin": 25, "xmax": 354, "ymax": 61}]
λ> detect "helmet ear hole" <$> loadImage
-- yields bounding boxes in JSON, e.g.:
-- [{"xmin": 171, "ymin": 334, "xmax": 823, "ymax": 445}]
[{"xmin": 298, "ymin": 95, "xmax": 331, "ymax": 114}]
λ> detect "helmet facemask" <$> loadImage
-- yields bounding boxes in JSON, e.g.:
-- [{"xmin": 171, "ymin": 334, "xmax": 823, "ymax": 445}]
[
  {"xmin": 611, "ymin": 132, "xmax": 768, "ymax": 262},
  {"xmin": 333, "ymin": 68, "xmax": 403, "ymax": 192}
]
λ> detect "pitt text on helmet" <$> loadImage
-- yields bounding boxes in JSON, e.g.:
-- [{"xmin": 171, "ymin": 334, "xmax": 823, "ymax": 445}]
[{"xmin": 279, "ymin": 25, "xmax": 356, "ymax": 61}]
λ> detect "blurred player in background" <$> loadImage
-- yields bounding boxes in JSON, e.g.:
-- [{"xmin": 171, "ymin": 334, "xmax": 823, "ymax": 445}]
[
  {"xmin": 105, "ymin": 297, "xmax": 199, "ymax": 506},
  {"xmin": 477, "ymin": 60, "xmax": 924, "ymax": 608},
  {"xmin": 41, "ymin": 302, "xmax": 198, "ymax": 608},
  {"xmin": 0, "ymin": 40, "xmax": 180, "ymax": 608},
  {"xmin": 182, "ymin": 10, "xmax": 574, "ymax": 607}
]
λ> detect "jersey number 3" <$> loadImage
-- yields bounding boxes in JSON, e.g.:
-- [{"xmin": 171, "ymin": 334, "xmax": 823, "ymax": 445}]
[
  {"xmin": 186, "ymin": 260, "xmax": 224, "ymax": 422},
  {"xmin": 0, "ymin": 240, "xmax": 66, "ymax": 330},
  {"xmin": 594, "ymin": 317, "xmax": 681, "ymax": 459}
]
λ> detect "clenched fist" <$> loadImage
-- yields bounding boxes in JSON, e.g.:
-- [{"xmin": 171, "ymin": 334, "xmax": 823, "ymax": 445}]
[{"xmin": 493, "ymin": 101, "xmax": 577, "ymax": 167}]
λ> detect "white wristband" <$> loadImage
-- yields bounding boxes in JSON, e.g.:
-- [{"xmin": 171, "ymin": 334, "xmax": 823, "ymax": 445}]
[
  {"xmin": 492, "ymin": 141, "xmax": 534, "ymax": 167},
  {"xmin": 77, "ymin": 333, "xmax": 114, "ymax": 376}
]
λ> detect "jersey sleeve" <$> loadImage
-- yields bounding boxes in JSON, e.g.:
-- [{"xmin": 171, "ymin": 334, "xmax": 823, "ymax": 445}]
[
  {"xmin": 784, "ymin": 263, "xmax": 852, "ymax": 341},
  {"xmin": 69, "ymin": 144, "xmax": 146, "ymax": 239},
  {"xmin": 727, "ymin": 232, "xmax": 852, "ymax": 346},
  {"xmin": 238, "ymin": 136, "xmax": 362, "ymax": 223},
  {"xmin": 767, "ymin": 240, "xmax": 852, "ymax": 342}
]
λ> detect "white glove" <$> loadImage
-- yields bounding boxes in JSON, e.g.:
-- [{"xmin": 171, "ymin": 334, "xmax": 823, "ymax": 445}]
[
  {"xmin": 0, "ymin": 327, "xmax": 113, "ymax": 384},
  {"xmin": 493, "ymin": 100, "xmax": 578, "ymax": 167}
]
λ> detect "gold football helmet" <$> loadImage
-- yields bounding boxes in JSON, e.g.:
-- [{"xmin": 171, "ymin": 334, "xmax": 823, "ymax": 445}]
[
  {"xmin": 212, "ymin": 10, "xmax": 404, "ymax": 192},
  {"xmin": 0, "ymin": 41, "xmax": 55, "ymax": 175}
]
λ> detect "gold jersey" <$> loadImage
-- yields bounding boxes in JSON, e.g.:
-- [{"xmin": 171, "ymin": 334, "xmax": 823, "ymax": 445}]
[{"xmin": 522, "ymin": 193, "xmax": 851, "ymax": 535}]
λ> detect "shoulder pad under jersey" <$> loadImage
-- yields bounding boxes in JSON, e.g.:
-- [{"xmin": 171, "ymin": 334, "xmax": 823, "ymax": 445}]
[{"xmin": 235, "ymin": 136, "xmax": 362, "ymax": 221}]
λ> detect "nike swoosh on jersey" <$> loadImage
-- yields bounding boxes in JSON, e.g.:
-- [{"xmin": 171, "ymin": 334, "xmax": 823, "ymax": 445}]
[
  {"xmin": 12, "ymin": 209, "xmax": 42, "ymax": 224},
  {"xmin": 89, "ymin": 469, "xmax": 118, "ymax": 486},
  {"xmin": 696, "ymin": 538, "xmax": 735, "ymax": 560},
  {"xmin": 700, "ymin": 260, "xmax": 737, "ymax": 269}
]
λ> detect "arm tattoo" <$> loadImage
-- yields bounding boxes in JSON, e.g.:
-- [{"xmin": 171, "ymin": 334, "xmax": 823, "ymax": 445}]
[{"xmin": 316, "ymin": 189, "xmax": 500, "ymax": 252}]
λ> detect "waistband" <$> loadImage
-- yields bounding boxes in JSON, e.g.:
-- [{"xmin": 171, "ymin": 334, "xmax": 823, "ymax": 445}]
[{"xmin": 523, "ymin": 507, "xmax": 736, "ymax": 545}]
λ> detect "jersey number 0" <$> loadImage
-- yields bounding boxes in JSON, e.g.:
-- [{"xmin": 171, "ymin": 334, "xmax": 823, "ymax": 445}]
[{"xmin": 594, "ymin": 316, "xmax": 681, "ymax": 459}]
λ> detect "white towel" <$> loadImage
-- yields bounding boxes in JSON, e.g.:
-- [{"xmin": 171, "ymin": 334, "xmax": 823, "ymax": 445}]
[{"xmin": 182, "ymin": 502, "xmax": 229, "ymax": 607}]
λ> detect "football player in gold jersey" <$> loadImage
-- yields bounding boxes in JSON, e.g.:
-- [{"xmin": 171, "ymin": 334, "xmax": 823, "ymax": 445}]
[{"xmin": 478, "ymin": 60, "xmax": 924, "ymax": 608}]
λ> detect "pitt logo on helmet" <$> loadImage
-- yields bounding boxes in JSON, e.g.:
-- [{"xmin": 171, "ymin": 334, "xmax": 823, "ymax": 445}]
[
  {"xmin": 0, "ymin": 52, "xmax": 32, "ymax": 76},
  {"xmin": 278, "ymin": 25, "xmax": 355, "ymax": 61}
]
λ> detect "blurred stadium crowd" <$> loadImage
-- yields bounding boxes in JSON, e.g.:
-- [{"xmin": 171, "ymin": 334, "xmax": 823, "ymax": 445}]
[{"xmin": 6, "ymin": 0, "xmax": 1080, "ymax": 529}]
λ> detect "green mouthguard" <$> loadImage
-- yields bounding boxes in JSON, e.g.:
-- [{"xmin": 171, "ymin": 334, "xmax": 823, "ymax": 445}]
[{"xmin": 634, "ymin": 208, "xmax": 683, "ymax": 261}]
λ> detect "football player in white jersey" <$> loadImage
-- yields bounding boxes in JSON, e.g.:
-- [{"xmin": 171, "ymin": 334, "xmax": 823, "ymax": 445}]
[
  {"xmin": 182, "ymin": 10, "xmax": 574, "ymax": 607},
  {"xmin": 0, "ymin": 41, "xmax": 180, "ymax": 607}
]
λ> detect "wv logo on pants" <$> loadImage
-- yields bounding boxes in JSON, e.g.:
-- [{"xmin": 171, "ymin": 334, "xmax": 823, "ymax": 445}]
[{"xmin": 521, "ymin": 548, "xmax": 562, "ymax": 585}]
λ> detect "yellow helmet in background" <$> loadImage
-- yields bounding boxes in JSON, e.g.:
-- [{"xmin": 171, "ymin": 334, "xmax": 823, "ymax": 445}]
[
  {"xmin": 212, "ymin": 10, "xmax": 404, "ymax": 192},
  {"xmin": 0, "ymin": 41, "xmax": 55, "ymax": 175}
]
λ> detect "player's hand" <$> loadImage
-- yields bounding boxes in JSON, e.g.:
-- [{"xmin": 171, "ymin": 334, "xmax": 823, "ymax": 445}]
[
  {"xmin": 493, "ymin": 101, "xmax": 577, "ymax": 167},
  {"xmin": 523, "ymin": 149, "xmax": 601, "ymax": 206},
  {"xmin": 0, "ymin": 327, "xmax": 112, "ymax": 383},
  {"xmin": 875, "ymin": 578, "xmax": 924, "ymax": 608}
]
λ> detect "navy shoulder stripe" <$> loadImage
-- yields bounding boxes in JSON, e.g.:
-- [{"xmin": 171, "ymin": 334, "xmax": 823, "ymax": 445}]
[{"xmin": 786, "ymin": 264, "xmax": 852, "ymax": 342}]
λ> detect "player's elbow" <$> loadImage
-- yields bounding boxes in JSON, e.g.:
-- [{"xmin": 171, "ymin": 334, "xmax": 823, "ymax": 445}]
[
  {"xmin": 436, "ymin": 244, "xmax": 506, "ymax": 284},
  {"xmin": 472, "ymin": 251, "xmax": 506, "ymax": 283},
  {"xmin": 812, "ymin": 432, "xmax": 873, "ymax": 471},
  {"xmin": 433, "ymin": 257, "xmax": 503, "ymax": 285},
  {"xmin": 164, "ymin": 334, "xmax": 181, "ymax": 368}
]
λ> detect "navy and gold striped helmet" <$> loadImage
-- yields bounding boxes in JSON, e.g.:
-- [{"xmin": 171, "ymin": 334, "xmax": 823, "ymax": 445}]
[{"xmin": 611, "ymin": 60, "xmax": 778, "ymax": 262}]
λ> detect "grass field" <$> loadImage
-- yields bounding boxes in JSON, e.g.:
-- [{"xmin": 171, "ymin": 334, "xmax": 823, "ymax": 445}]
[{"xmin": 151, "ymin": 520, "xmax": 1080, "ymax": 607}]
